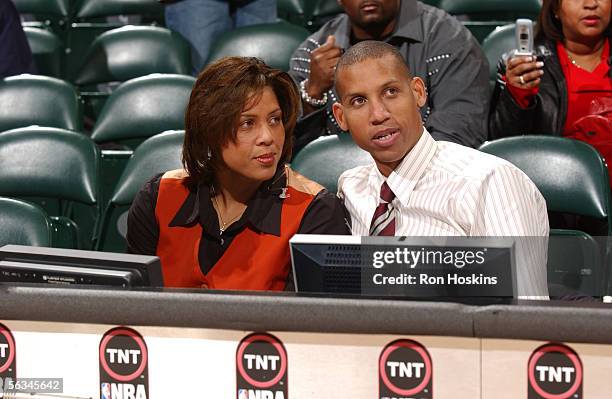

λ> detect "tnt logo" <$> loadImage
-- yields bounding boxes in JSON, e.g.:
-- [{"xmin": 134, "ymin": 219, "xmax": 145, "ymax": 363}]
[
  {"xmin": 99, "ymin": 327, "xmax": 149, "ymax": 399},
  {"xmin": 528, "ymin": 343, "xmax": 582, "ymax": 399},
  {"xmin": 106, "ymin": 348, "xmax": 142, "ymax": 365},
  {"xmin": 0, "ymin": 324, "xmax": 16, "ymax": 379},
  {"xmin": 236, "ymin": 333, "xmax": 288, "ymax": 398},
  {"xmin": 379, "ymin": 339, "xmax": 432, "ymax": 399}
]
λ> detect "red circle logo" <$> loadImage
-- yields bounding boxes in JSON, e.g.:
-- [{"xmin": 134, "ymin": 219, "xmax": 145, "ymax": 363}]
[
  {"xmin": 236, "ymin": 333, "xmax": 287, "ymax": 389},
  {"xmin": 379, "ymin": 339, "xmax": 432, "ymax": 396},
  {"xmin": 0, "ymin": 324, "xmax": 16, "ymax": 373},
  {"xmin": 528, "ymin": 343, "xmax": 582, "ymax": 399},
  {"xmin": 99, "ymin": 327, "xmax": 148, "ymax": 382}
]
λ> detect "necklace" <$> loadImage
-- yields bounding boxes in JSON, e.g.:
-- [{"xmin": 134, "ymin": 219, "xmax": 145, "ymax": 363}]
[
  {"xmin": 211, "ymin": 188, "xmax": 246, "ymax": 234},
  {"xmin": 566, "ymin": 52, "xmax": 585, "ymax": 69}
]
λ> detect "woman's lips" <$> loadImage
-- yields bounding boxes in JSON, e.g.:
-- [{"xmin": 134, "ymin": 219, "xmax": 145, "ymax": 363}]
[
  {"xmin": 254, "ymin": 153, "xmax": 276, "ymax": 165},
  {"xmin": 583, "ymin": 15, "xmax": 601, "ymax": 26}
]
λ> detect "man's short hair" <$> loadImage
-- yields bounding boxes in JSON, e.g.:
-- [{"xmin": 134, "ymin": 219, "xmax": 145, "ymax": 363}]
[{"xmin": 334, "ymin": 40, "xmax": 412, "ymax": 97}]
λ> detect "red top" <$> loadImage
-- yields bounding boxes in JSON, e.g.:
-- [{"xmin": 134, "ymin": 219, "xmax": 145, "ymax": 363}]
[{"xmin": 556, "ymin": 40, "xmax": 612, "ymax": 134}]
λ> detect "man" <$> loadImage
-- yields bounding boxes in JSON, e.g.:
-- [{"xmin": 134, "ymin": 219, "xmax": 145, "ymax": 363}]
[
  {"xmin": 289, "ymin": 0, "xmax": 489, "ymax": 152},
  {"xmin": 333, "ymin": 41, "xmax": 549, "ymax": 298},
  {"xmin": 163, "ymin": 0, "xmax": 277, "ymax": 75}
]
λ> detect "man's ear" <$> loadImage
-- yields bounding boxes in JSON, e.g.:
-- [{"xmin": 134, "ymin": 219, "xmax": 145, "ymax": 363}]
[
  {"xmin": 332, "ymin": 102, "xmax": 349, "ymax": 131},
  {"xmin": 410, "ymin": 77, "xmax": 427, "ymax": 108}
]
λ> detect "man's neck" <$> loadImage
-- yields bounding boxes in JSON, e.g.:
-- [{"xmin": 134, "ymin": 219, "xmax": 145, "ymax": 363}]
[{"xmin": 351, "ymin": 19, "xmax": 398, "ymax": 43}]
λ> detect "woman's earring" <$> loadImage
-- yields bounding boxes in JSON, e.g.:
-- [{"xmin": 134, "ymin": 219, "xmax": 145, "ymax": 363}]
[{"xmin": 207, "ymin": 147, "xmax": 212, "ymax": 160}]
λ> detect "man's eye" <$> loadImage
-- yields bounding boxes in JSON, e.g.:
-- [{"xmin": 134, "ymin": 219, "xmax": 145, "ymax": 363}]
[
  {"xmin": 385, "ymin": 87, "xmax": 398, "ymax": 96},
  {"xmin": 351, "ymin": 97, "xmax": 365, "ymax": 106}
]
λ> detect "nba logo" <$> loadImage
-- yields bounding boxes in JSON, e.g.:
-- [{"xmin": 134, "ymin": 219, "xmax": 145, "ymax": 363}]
[
  {"xmin": 238, "ymin": 389, "xmax": 248, "ymax": 399},
  {"xmin": 101, "ymin": 382, "xmax": 111, "ymax": 399}
]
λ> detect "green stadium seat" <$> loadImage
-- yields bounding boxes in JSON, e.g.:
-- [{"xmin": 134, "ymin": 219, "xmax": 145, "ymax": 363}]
[
  {"xmin": 482, "ymin": 23, "xmax": 516, "ymax": 84},
  {"xmin": 90, "ymin": 74, "xmax": 194, "ymax": 218},
  {"xmin": 278, "ymin": 0, "xmax": 343, "ymax": 31},
  {"xmin": 0, "ymin": 197, "xmax": 52, "ymax": 247},
  {"xmin": 438, "ymin": 0, "xmax": 541, "ymax": 20},
  {"xmin": 439, "ymin": 0, "xmax": 540, "ymax": 43},
  {"xmin": 207, "ymin": 22, "xmax": 310, "ymax": 72},
  {"xmin": 75, "ymin": 26, "xmax": 191, "ymax": 86},
  {"xmin": 74, "ymin": 0, "xmax": 164, "ymax": 20},
  {"xmin": 12, "ymin": 0, "xmax": 70, "ymax": 16},
  {"xmin": 96, "ymin": 130, "xmax": 185, "ymax": 252},
  {"xmin": 291, "ymin": 133, "xmax": 371, "ymax": 193},
  {"xmin": 91, "ymin": 74, "xmax": 194, "ymax": 146},
  {"xmin": 72, "ymin": 25, "xmax": 190, "ymax": 123},
  {"xmin": 0, "ymin": 127, "xmax": 100, "ymax": 249},
  {"xmin": 23, "ymin": 27, "xmax": 63, "ymax": 78},
  {"xmin": 479, "ymin": 136, "xmax": 612, "ymax": 296},
  {"xmin": 65, "ymin": 0, "xmax": 165, "ymax": 84},
  {"xmin": 14, "ymin": 0, "xmax": 71, "ymax": 38},
  {"xmin": 0, "ymin": 74, "xmax": 80, "ymax": 132}
]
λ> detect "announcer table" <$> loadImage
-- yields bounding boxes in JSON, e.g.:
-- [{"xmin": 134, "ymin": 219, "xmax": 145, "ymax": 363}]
[{"xmin": 1, "ymin": 285, "xmax": 612, "ymax": 398}]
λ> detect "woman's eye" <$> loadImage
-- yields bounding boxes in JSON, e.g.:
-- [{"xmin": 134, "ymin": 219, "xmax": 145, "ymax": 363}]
[
  {"xmin": 240, "ymin": 120, "xmax": 253, "ymax": 129},
  {"xmin": 269, "ymin": 116, "xmax": 281, "ymax": 125}
]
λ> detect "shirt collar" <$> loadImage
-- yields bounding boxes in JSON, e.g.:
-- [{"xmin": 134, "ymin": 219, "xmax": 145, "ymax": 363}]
[
  {"xmin": 168, "ymin": 166, "xmax": 287, "ymax": 236},
  {"xmin": 335, "ymin": 0, "xmax": 422, "ymax": 49},
  {"xmin": 371, "ymin": 127, "xmax": 437, "ymax": 206}
]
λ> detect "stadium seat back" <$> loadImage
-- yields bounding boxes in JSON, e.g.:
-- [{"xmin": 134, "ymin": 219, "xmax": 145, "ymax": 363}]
[
  {"xmin": 291, "ymin": 133, "xmax": 372, "ymax": 193},
  {"xmin": 482, "ymin": 23, "xmax": 516, "ymax": 83},
  {"xmin": 0, "ymin": 75, "xmax": 80, "ymax": 132},
  {"xmin": 479, "ymin": 136, "xmax": 611, "ymax": 221},
  {"xmin": 91, "ymin": 74, "xmax": 194, "ymax": 145},
  {"xmin": 439, "ymin": 0, "xmax": 541, "ymax": 20},
  {"xmin": 480, "ymin": 136, "xmax": 612, "ymax": 297},
  {"xmin": 207, "ymin": 22, "xmax": 310, "ymax": 72},
  {"xmin": 0, "ymin": 127, "xmax": 100, "ymax": 248},
  {"xmin": 0, "ymin": 197, "xmax": 52, "ymax": 247},
  {"xmin": 23, "ymin": 27, "xmax": 63, "ymax": 78},
  {"xmin": 13, "ymin": 0, "xmax": 70, "ymax": 17},
  {"xmin": 548, "ymin": 229, "xmax": 602, "ymax": 297},
  {"xmin": 75, "ymin": 26, "xmax": 191, "ymax": 86},
  {"xmin": 74, "ymin": 0, "xmax": 164, "ymax": 19},
  {"xmin": 97, "ymin": 130, "xmax": 185, "ymax": 252}
]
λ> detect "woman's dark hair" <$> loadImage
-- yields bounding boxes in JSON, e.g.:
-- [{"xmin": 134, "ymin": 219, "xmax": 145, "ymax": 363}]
[
  {"xmin": 536, "ymin": 0, "xmax": 612, "ymax": 42},
  {"xmin": 182, "ymin": 56, "xmax": 299, "ymax": 188}
]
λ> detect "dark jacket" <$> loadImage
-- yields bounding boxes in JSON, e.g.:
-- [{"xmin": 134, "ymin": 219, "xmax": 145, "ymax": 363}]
[
  {"xmin": 0, "ymin": 0, "xmax": 35, "ymax": 78},
  {"xmin": 488, "ymin": 38, "xmax": 612, "ymax": 140},
  {"xmin": 289, "ymin": 0, "xmax": 490, "ymax": 152}
]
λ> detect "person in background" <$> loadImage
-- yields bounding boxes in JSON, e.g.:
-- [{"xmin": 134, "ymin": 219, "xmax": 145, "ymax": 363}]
[
  {"xmin": 289, "ymin": 0, "xmax": 489, "ymax": 152},
  {"xmin": 0, "ymin": 0, "xmax": 35, "ymax": 78},
  {"xmin": 127, "ymin": 57, "xmax": 350, "ymax": 290},
  {"xmin": 333, "ymin": 41, "xmax": 549, "ymax": 299},
  {"xmin": 489, "ymin": 0, "xmax": 612, "ymax": 159},
  {"xmin": 162, "ymin": 0, "xmax": 277, "ymax": 75}
]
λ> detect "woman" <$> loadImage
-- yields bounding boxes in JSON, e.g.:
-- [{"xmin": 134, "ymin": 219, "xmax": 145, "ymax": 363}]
[
  {"xmin": 489, "ymin": 0, "xmax": 612, "ymax": 146},
  {"xmin": 127, "ymin": 57, "xmax": 350, "ymax": 290}
]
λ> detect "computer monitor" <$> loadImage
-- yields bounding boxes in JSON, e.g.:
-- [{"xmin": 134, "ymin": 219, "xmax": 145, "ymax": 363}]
[
  {"xmin": 289, "ymin": 235, "xmax": 517, "ymax": 299},
  {"xmin": 0, "ymin": 245, "xmax": 163, "ymax": 287}
]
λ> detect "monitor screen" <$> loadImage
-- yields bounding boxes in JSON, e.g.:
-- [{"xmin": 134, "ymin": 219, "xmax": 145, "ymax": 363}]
[
  {"xmin": 0, "ymin": 245, "xmax": 163, "ymax": 288},
  {"xmin": 289, "ymin": 235, "xmax": 516, "ymax": 300}
]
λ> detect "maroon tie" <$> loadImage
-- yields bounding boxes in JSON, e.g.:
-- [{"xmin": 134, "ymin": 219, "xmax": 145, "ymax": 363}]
[{"xmin": 370, "ymin": 181, "xmax": 396, "ymax": 236}]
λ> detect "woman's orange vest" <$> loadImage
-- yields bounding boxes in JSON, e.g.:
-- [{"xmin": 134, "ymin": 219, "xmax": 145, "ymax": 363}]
[{"xmin": 154, "ymin": 168, "xmax": 322, "ymax": 291}]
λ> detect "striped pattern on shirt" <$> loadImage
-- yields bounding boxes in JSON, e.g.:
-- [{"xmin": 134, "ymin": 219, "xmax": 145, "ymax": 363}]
[{"xmin": 338, "ymin": 129, "xmax": 550, "ymax": 298}]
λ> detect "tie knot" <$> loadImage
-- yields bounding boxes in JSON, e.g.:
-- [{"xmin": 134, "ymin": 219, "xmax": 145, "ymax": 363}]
[{"xmin": 380, "ymin": 181, "xmax": 395, "ymax": 203}]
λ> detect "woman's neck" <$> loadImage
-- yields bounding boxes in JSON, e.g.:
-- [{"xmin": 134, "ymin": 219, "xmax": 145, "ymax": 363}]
[
  {"xmin": 564, "ymin": 36, "xmax": 605, "ymax": 56},
  {"xmin": 213, "ymin": 171, "xmax": 260, "ymax": 207}
]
